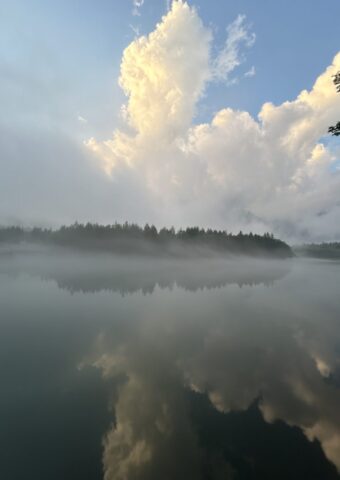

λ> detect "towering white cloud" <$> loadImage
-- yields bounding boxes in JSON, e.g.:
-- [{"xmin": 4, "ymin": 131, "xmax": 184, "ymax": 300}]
[
  {"xmin": 122, "ymin": 1, "xmax": 211, "ymax": 138},
  {"xmin": 87, "ymin": 0, "xmax": 340, "ymax": 240}
]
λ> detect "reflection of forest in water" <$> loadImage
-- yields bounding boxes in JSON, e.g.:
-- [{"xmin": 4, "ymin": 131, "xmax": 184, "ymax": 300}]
[
  {"xmin": 0, "ymin": 247, "xmax": 291, "ymax": 294},
  {"xmin": 1, "ymin": 249, "xmax": 340, "ymax": 479}
]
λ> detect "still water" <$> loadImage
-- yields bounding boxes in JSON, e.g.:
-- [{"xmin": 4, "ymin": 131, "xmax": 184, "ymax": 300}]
[{"xmin": 1, "ymin": 248, "xmax": 340, "ymax": 479}]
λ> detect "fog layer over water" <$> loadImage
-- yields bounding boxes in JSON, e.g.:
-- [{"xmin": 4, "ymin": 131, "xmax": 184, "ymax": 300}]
[{"xmin": 1, "ymin": 248, "xmax": 340, "ymax": 479}]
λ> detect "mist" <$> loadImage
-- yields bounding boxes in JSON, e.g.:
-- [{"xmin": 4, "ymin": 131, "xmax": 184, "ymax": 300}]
[
  {"xmin": 1, "ymin": 0, "xmax": 340, "ymax": 478},
  {"xmin": 1, "ymin": 1, "xmax": 339, "ymax": 241},
  {"xmin": 1, "ymin": 246, "xmax": 340, "ymax": 478}
]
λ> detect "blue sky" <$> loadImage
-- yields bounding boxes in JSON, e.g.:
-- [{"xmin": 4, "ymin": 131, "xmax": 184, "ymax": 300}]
[
  {"xmin": 0, "ymin": 0, "xmax": 340, "ymax": 239},
  {"xmin": 2, "ymin": 0, "xmax": 339, "ymax": 137}
]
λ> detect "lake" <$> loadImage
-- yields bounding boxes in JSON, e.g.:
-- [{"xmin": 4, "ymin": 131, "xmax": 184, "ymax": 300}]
[{"xmin": 1, "ymin": 248, "xmax": 340, "ymax": 479}]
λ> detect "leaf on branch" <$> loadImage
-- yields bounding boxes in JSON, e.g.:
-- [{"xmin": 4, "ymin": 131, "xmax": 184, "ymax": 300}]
[
  {"xmin": 328, "ymin": 122, "xmax": 340, "ymax": 136},
  {"xmin": 333, "ymin": 71, "xmax": 340, "ymax": 92}
]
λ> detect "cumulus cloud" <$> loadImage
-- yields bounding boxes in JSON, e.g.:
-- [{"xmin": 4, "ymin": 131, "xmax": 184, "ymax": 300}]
[
  {"xmin": 123, "ymin": 1, "xmax": 211, "ymax": 138},
  {"xmin": 87, "ymin": 0, "xmax": 340, "ymax": 240}
]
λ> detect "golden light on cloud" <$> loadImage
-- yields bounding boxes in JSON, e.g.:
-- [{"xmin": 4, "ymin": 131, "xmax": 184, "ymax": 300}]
[{"xmin": 86, "ymin": 1, "xmax": 340, "ymax": 239}]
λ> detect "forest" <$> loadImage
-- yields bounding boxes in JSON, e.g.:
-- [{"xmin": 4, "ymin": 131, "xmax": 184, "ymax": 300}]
[
  {"xmin": 0, "ymin": 223, "xmax": 293, "ymax": 258},
  {"xmin": 295, "ymin": 242, "xmax": 340, "ymax": 259}
]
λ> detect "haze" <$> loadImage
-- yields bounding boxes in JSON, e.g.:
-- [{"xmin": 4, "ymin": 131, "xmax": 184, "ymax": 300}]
[{"xmin": 1, "ymin": 0, "xmax": 340, "ymax": 241}]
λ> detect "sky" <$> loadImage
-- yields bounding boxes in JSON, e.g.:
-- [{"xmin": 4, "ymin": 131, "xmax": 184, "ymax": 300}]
[{"xmin": 1, "ymin": 0, "xmax": 340, "ymax": 241}]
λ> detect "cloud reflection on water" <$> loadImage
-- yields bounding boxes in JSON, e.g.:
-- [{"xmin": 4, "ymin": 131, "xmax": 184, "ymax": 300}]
[{"xmin": 1, "ymin": 250, "xmax": 340, "ymax": 479}]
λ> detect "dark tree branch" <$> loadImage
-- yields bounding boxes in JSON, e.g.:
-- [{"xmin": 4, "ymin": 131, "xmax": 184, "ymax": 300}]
[
  {"xmin": 333, "ymin": 71, "xmax": 340, "ymax": 93},
  {"xmin": 328, "ymin": 71, "xmax": 340, "ymax": 135},
  {"xmin": 328, "ymin": 122, "xmax": 340, "ymax": 136}
]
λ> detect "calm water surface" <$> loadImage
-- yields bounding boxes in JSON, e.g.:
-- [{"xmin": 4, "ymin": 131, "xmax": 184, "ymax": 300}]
[{"xmin": 1, "ymin": 248, "xmax": 340, "ymax": 479}]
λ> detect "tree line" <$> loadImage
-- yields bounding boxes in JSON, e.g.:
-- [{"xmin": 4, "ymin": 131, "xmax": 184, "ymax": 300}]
[
  {"xmin": 295, "ymin": 242, "xmax": 340, "ymax": 259},
  {"xmin": 0, "ymin": 223, "xmax": 293, "ymax": 257}
]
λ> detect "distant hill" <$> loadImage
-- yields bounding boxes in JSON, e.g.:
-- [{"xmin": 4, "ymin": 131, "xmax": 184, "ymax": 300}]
[
  {"xmin": 0, "ymin": 223, "xmax": 293, "ymax": 258},
  {"xmin": 294, "ymin": 243, "xmax": 340, "ymax": 259}
]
